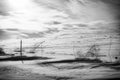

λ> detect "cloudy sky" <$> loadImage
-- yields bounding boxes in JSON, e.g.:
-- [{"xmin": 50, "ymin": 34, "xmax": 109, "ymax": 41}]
[{"xmin": 0, "ymin": 0, "xmax": 120, "ymax": 40}]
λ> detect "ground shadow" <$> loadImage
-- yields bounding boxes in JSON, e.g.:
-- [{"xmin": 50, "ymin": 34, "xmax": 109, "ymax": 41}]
[
  {"xmin": 91, "ymin": 62, "xmax": 120, "ymax": 71},
  {"xmin": 39, "ymin": 58, "xmax": 102, "ymax": 65},
  {"xmin": 91, "ymin": 78, "xmax": 120, "ymax": 80},
  {"xmin": 0, "ymin": 56, "xmax": 51, "ymax": 61}
]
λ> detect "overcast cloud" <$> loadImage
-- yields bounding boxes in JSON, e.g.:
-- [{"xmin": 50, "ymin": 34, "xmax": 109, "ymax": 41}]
[{"xmin": 0, "ymin": 0, "xmax": 120, "ymax": 40}]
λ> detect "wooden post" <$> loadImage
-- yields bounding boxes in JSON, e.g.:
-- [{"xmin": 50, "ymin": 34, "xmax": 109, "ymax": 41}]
[
  {"xmin": 20, "ymin": 40, "xmax": 22, "ymax": 57},
  {"xmin": 108, "ymin": 35, "xmax": 112, "ymax": 62},
  {"xmin": 20, "ymin": 40, "xmax": 24, "ymax": 63}
]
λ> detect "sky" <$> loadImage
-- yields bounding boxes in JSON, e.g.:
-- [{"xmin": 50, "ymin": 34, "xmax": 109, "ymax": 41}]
[{"xmin": 0, "ymin": 0, "xmax": 120, "ymax": 40}]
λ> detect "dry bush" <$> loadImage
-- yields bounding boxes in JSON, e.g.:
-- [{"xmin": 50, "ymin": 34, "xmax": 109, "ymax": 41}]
[
  {"xmin": 0, "ymin": 47, "xmax": 5, "ymax": 55},
  {"xmin": 85, "ymin": 44, "xmax": 100, "ymax": 59},
  {"xmin": 75, "ymin": 50, "xmax": 85, "ymax": 59}
]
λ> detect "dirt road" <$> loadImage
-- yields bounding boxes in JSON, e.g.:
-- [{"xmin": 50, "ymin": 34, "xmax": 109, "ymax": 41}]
[
  {"xmin": 0, "ymin": 62, "xmax": 51, "ymax": 80},
  {"xmin": 0, "ymin": 59, "xmax": 120, "ymax": 80}
]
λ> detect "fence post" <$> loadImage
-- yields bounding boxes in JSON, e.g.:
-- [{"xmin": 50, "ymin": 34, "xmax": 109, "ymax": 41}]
[
  {"xmin": 20, "ymin": 40, "xmax": 24, "ymax": 63},
  {"xmin": 108, "ymin": 35, "xmax": 112, "ymax": 62}
]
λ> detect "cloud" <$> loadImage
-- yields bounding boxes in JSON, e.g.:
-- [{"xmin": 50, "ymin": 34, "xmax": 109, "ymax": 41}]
[
  {"xmin": 33, "ymin": 0, "xmax": 120, "ymax": 35},
  {"xmin": 5, "ymin": 29, "xmax": 45, "ymax": 39},
  {"xmin": 0, "ymin": 0, "xmax": 120, "ymax": 41},
  {"xmin": 0, "ymin": 28, "xmax": 41, "ymax": 40},
  {"xmin": 6, "ymin": 28, "xmax": 19, "ymax": 31},
  {"xmin": 73, "ymin": 23, "xmax": 88, "ymax": 27},
  {"xmin": 0, "ymin": 29, "xmax": 10, "ymax": 40},
  {"xmin": 100, "ymin": 0, "xmax": 120, "ymax": 20},
  {"xmin": 3, "ymin": 29, "xmax": 29, "ymax": 39},
  {"xmin": 22, "ymin": 32, "xmax": 44, "ymax": 38},
  {"xmin": 88, "ymin": 21, "xmax": 120, "ymax": 35},
  {"xmin": 0, "ymin": 27, "xmax": 61, "ymax": 40},
  {"xmin": 45, "ymin": 28, "xmax": 60, "ymax": 34},
  {"xmin": 0, "ymin": 0, "xmax": 9, "ymax": 16},
  {"xmin": 0, "ymin": 0, "xmax": 67, "ymax": 32},
  {"xmin": 45, "ymin": 21, "xmax": 62, "ymax": 25},
  {"xmin": 34, "ymin": 0, "xmax": 120, "ymax": 22}
]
